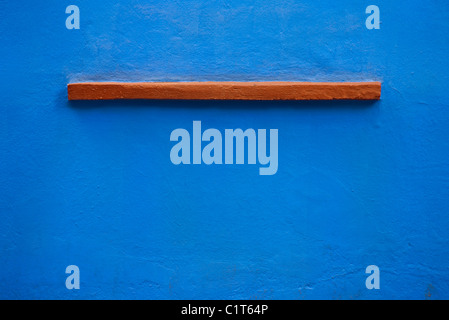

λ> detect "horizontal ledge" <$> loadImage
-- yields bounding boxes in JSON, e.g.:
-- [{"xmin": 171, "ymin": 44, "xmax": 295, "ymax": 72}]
[{"xmin": 68, "ymin": 81, "xmax": 381, "ymax": 101}]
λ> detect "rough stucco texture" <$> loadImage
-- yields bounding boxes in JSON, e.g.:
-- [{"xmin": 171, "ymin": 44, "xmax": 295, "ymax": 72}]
[{"xmin": 1, "ymin": 0, "xmax": 449, "ymax": 299}]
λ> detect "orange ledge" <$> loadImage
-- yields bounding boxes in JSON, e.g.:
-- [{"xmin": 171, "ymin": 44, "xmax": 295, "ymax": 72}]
[{"xmin": 67, "ymin": 81, "xmax": 381, "ymax": 101}]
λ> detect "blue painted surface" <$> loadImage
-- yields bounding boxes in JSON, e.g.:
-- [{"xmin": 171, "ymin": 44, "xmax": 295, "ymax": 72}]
[{"xmin": 1, "ymin": 0, "xmax": 449, "ymax": 299}]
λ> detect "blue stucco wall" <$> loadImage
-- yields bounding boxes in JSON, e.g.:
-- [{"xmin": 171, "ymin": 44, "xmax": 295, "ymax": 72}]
[{"xmin": 1, "ymin": 0, "xmax": 448, "ymax": 299}]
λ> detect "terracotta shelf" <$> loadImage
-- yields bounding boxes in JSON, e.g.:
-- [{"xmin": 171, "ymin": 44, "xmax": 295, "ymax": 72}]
[{"xmin": 68, "ymin": 81, "xmax": 381, "ymax": 101}]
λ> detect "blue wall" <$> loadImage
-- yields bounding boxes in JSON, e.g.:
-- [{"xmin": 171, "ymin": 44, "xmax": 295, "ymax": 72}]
[{"xmin": 1, "ymin": 0, "xmax": 449, "ymax": 299}]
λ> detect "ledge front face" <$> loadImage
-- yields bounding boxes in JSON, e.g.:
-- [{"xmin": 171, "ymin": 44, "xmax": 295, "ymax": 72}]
[{"xmin": 67, "ymin": 81, "xmax": 381, "ymax": 101}]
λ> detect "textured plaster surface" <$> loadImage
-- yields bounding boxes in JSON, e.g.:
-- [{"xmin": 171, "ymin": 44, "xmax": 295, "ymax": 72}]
[{"xmin": 1, "ymin": 0, "xmax": 449, "ymax": 299}]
